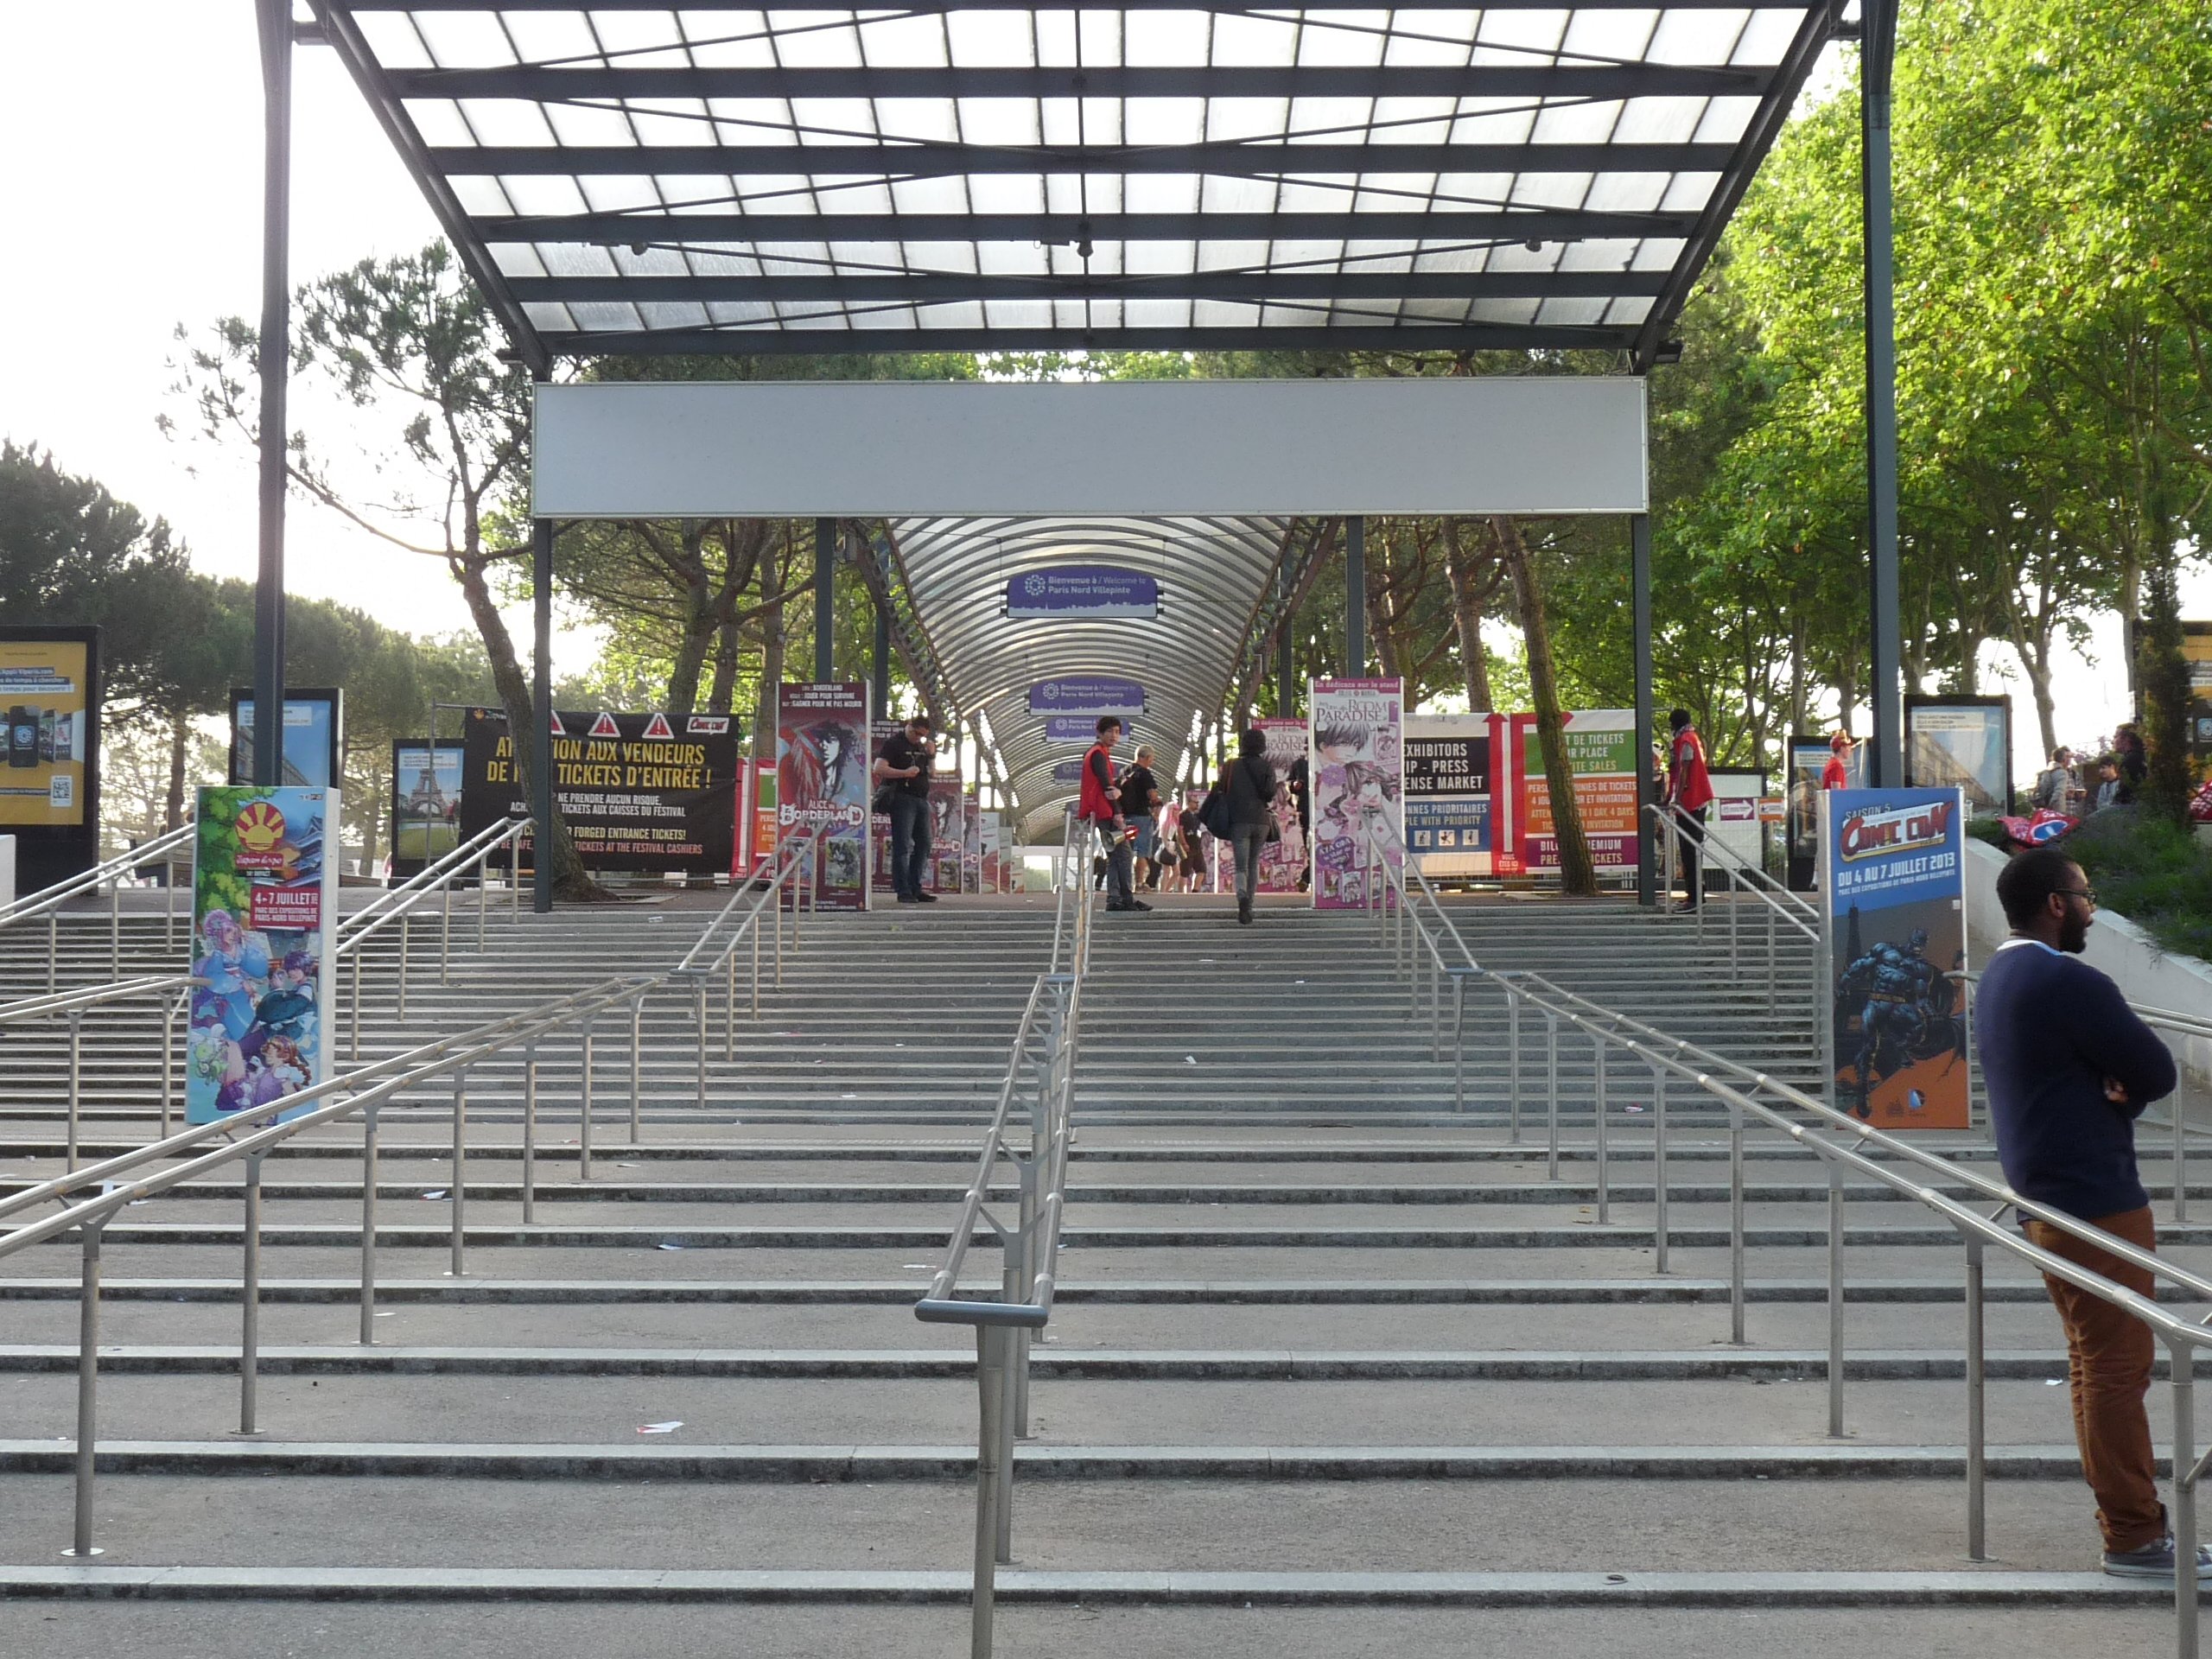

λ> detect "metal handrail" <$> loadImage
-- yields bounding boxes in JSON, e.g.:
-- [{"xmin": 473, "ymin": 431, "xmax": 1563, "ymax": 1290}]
[
  {"xmin": 1370, "ymin": 832, "xmax": 2210, "ymax": 1653},
  {"xmin": 912, "ymin": 804, "xmax": 1091, "ymax": 1659},
  {"xmin": 1, "ymin": 823, "xmax": 195, "ymax": 987},
  {"xmin": 7, "ymin": 821, "xmax": 830, "ymax": 1561},
  {"xmin": 0, "ymin": 974, "xmax": 196, "ymax": 1171},
  {"xmin": 1645, "ymin": 798, "xmax": 1817, "ymax": 922}
]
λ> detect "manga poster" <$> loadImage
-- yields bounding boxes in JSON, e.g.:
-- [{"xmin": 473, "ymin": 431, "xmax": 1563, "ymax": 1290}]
[
  {"xmin": 775, "ymin": 682, "xmax": 870, "ymax": 910},
  {"xmin": 868, "ymin": 718, "xmax": 905, "ymax": 890},
  {"xmin": 186, "ymin": 785, "xmax": 338, "ymax": 1126},
  {"xmin": 1403, "ymin": 714, "xmax": 1492, "ymax": 878},
  {"xmin": 961, "ymin": 792, "xmax": 983, "ymax": 893},
  {"xmin": 1252, "ymin": 718, "xmax": 1309, "ymax": 893},
  {"xmin": 1821, "ymin": 787, "xmax": 1970, "ymax": 1128},
  {"xmin": 928, "ymin": 772, "xmax": 964, "ymax": 893},
  {"xmin": 1308, "ymin": 678, "xmax": 1404, "ymax": 910}
]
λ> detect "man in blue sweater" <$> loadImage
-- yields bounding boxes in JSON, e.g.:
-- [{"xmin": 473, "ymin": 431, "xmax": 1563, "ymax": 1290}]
[{"xmin": 1979, "ymin": 846, "xmax": 2187, "ymax": 1579}]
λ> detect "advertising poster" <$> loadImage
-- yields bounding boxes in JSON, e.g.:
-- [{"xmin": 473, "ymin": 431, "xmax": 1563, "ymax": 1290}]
[
  {"xmin": 868, "ymin": 718, "xmax": 905, "ymax": 889},
  {"xmin": 1028, "ymin": 677, "xmax": 1145, "ymax": 718},
  {"xmin": 776, "ymin": 682, "xmax": 870, "ymax": 910},
  {"xmin": 928, "ymin": 771, "xmax": 964, "ymax": 893},
  {"xmin": 231, "ymin": 690, "xmax": 343, "ymax": 791},
  {"xmin": 961, "ymin": 793, "xmax": 982, "ymax": 893},
  {"xmin": 1821, "ymin": 787, "xmax": 1970, "ymax": 1128},
  {"xmin": 1708, "ymin": 767, "xmax": 1768, "ymax": 878},
  {"xmin": 186, "ymin": 785, "xmax": 337, "ymax": 1126},
  {"xmin": 1250, "ymin": 717, "xmax": 1309, "ymax": 893},
  {"xmin": 747, "ymin": 759, "xmax": 777, "ymax": 876},
  {"xmin": 390, "ymin": 740, "xmax": 465, "ymax": 879},
  {"xmin": 1404, "ymin": 714, "xmax": 1492, "ymax": 878},
  {"xmin": 1905, "ymin": 696, "xmax": 2012, "ymax": 817},
  {"xmin": 1788, "ymin": 733, "xmax": 1865, "ymax": 891},
  {"xmin": 1309, "ymin": 677, "xmax": 1404, "ymax": 910},
  {"xmin": 981, "ymin": 814, "xmax": 1008, "ymax": 893},
  {"xmin": 0, "ymin": 627, "xmax": 99, "ymax": 890},
  {"xmin": 1510, "ymin": 709, "xmax": 1639, "ymax": 876},
  {"xmin": 1006, "ymin": 567, "xmax": 1159, "ymax": 620},
  {"xmin": 462, "ymin": 708, "xmax": 742, "ymax": 874}
]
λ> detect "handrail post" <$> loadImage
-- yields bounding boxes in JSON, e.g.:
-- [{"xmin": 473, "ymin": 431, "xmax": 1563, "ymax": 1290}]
[
  {"xmin": 67, "ymin": 1217, "xmax": 105, "ymax": 1559},
  {"xmin": 349, "ymin": 943, "xmax": 364, "ymax": 1064},
  {"xmin": 751, "ymin": 925, "xmax": 762, "ymax": 1020},
  {"xmin": 2175, "ymin": 1102, "xmax": 2189, "ymax": 1224},
  {"xmin": 48, "ymin": 911, "xmax": 58, "ymax": 993},
  {"xmin": 2170, "ymin": 1339, "xmax": 2197, "ymax": 1659},
  {"xmin": 970, "ymin": 1323, "xmax": 1011, "ymax": 1658},
  {"xmin": 440, "ymin": 874, "xmax": 454, "ymax": 983},
  {"xmin": 1766, "ymin": 897, "xmax": 1778, "ymax": 1013},
  {"xmin": 1545, "ymin": 1013, "xmax": 1560, "ymax": 1183},
  {"xmin": 359, "ymin": 1103, "xmax": 382, "ymax": 1344},
  {"xmin": 631, "ymin": 993, "xmax": 647, "ymax": 1140},
  {"xmin": 1963, "ymin": 1230, "xmax": 1986, "ymax": 1560},
  {"xmin": 397, "ymin": 912, "xmax": 411, "ymax": 1019},
  {"xmin": 1729, "ymin": 1099, "xmax": 1746, "ymax": 1344},
  {"xmin": 1593, "ymin": 1032, "xmax": 1610, "ymax": 1225},
  {"xmin": 725, "ymin": 949, "xmax": 738, "ymax": 1064},
  {"xmin": 65, "ymin": 1009, "xmax": 83, "ymax": 1172},
  {"xmin": 1827, "ymin": 1158, "xmax": 1847, "ymax": 1438},
  {"xmin": 1650, "ymin": 1062, "xmax": 1669, "ymax": 1274},
  {"xmin": 160, "ymin": 991, "xmax": 178, "ymax": 1140},
  {"xmin": 1455, "ymin": 971, "xmax": 1474, "ymax": 1118},
  {"xmin": 109, "ymin": 874, "xmax": 120, "ymax": 979},
  {"xmin": 448, "ymin": 1069, "xmax": 470, "ymax": 1279},
  {"xmin": 240, "ymin": 1149, "xmax": 264, "ymax": 1435},
  {"xmin": 775, "ymin": 868, "xmax": 787, "ymax": 988},
  {"xmin": 1728, "ymin": 868, "xmax": 1739, "ymax": 982},
  {"xmin": 521, "ymin": 1046, "xmax": 539, "ymax": 1226},
  {"xmin": 579, "ymin": 1019, "xmax": 597, "ymax": 1180},
  {"xmin": 694, "ymin": 974, "xmax": 710, "ymax": 1112},
  {"xmin": 1503, "ymin": 981, "xmax": 1520, "ymax": 1141},
  {"xmin": 477, "ymin": 852, "xmax": 488, "ymax": 954}
]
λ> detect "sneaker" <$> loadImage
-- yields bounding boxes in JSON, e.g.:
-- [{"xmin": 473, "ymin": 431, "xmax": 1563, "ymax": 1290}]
[
  {"xmin": 2102, "ymin": 1535, "xmax": 2212, "ymax": 1580},
  {"xmin": 1126, "ymin": 899, "xmax": 1153, "ymax": 912},
  {"xmin": 895, "ymin": 893, "xmax": 920, "ymax": 905},
  {"xmin": 915, "ymin": 891, "xmax": 939, "ymax": 903}
]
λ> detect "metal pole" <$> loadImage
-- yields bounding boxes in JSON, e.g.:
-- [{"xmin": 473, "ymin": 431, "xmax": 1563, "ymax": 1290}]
[
  {"xmin": 1593, "ymin": 1033, "xmax": 1610, "ymax": 1225},
  {"xmin": 873, "ymin": 595, "xmax": 893, "ymax": 721},
  {"xmin": 521, "ymin": 1047, "xmax": 539, "ymax": 1226},
  {"xmin": 240, "ymin": 1151, "xmax": 264, "ymax": 1435},
  {"xmin": 1505, "ymin": 983, "xmax": 1521, "ymax": 1141},
  {"xmin": 1650, "ymin": 1063, "xmax": 1669, "ymax": 1274},
  {"xmin": 65, "ymin": 1010, "xmax": 83, "ymax": 1172},
  {"xmin": 1545, "ymin": 1013, "xmax": 1560, "ymax": 1184},
  {"xmin": 1963, "ymin": 1232, "xmax": 1986, "ymax": 1560},
  {"xmin": 68, "ymin": 1219, "xmax": 105, "ymax": 1559},
  {"xmin": 531, "ymin": 513, "xmax": 556, "ymax": 914},
  {"xmin": 441, "ymin": 874, "xmax": 453, "ymax": 983},
  {"xmin": 251, "ymin": 0, "xmax": 290, "ymax": 791},
  {"xmin": 397, "ymin": 912, "xmax": 410, "ymax": 1019},
  {"xmin": 160, "ymin": 994, "xmax": 177, "ymax": 1140},
  {"xmin": 1344, "ymin": 516, "xmax": 1365, "ymax": 675},
  {"xmin": 1455, "ymin": 974, "xmax": 1471, "ymax": 1117},
  {"xmin": 726, "ymin": 950, "xmax": 737, "ymax": 1063},
  {"xmin": 1861, "ymin": 0, "xmax": 1904, "ymax": 786},
  {"xmin": 695, "ymin": 976, "xmax": 709, "ymax": 1111},
  {"xmin": 631, "ymin": 995, "xmax": 645, "ymax": 1140},
  {"xmin": 2169, "ymin": 1342, "xmax": 2197, "ymax": 1658},
  {"xmin": 349, "ymin": 944, "xmax": 363, "ymax": 1063},
  {"xmin": 2176, "ymin": 1105, "xmax": 2189, "ymax": 1224},
  {"xmin": 970, "ymin": 1323, "xmax": 1008, "ymax": 1659},
  {"xmin": 109, "ymin": 878, "xmax": 120, "ymax": 980},
  {"xmin": 579, "ymin": 1020, "xmax": 596, "ymax": 1180},
  {"xmin": 448, "ymin": 1071, "xmax": 468, "ymax": 1278},
  {"xmin": 752, "ymin": 927, "xmax": 762, "ymax": 1019},
  {"xmin": 359, "ymin": 1104, "xmax": 380, "ymax": 1344},
  {"xmin": 1729, "ymin": 1099, "xmax": 1746, "ymax": 1344},
  {"xmin": 1827, "ymin": 1159, "xmax": 1846, "ymax": 1437},
  {"xmin": 815, "ymin": 518, "xmax": 836, "ymax": 683},
  {"xmin": 1632, "ymin": 512, "xmax": 1656, "ymax": 907},
  {"xmin": 48, "ymin": 912, "xmax": 57, "ymax": 994}
]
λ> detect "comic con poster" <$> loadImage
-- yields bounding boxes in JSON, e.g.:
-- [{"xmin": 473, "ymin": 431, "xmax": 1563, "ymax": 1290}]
[
  {"xmin": 1308, "ymin": 678, "xmax": 1404, "ymax": 910},
  {"xmin": 1252, "ymin": 717, "xmax": 1309, "ymax": 893},
  {"xmin": 187, "ymin": 786, "xmax": 338, "ymax": 1126},
  {"xmin": 1821, "ymin": 787, "xmax": 1970, "ymax": 1129},
  {"xmin": 776, "ymin": 682, "xmax": 870, "ymax": 910}
]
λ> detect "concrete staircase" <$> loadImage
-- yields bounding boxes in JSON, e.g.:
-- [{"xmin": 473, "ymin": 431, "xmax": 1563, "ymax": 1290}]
[{"xmin": 0, "ymin": 890, "xmax": 2195, "ymax": 1656}]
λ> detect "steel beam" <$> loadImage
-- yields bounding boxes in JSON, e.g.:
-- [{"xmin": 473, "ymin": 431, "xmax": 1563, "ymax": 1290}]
[
  {"xmin": 346, "ymin": 0, "xmax": 1818, "ymax": 11},
  {"xmin": 538, "ymin": 321, "xmax": 1640, "ymax": 358},
  {"xmin": 531, "ymin": 514, "xmax": 554, "ymax": 915},
  {"xmin": 873, "ymin": 592, "xmax": 893, "ymax": 721},
  {"xmin": 433, "ymin": 142, "xmax": 1739, "ymax": 179},
  {"xmin": 1632, "ymin": 512, "xmax": 1656, "ymax": 908},
  {"xmin": 393, "ymin": 63, "xmax": 1767, "ymax": 102},
  {"xmin": 481, "ymin": 208, "xmax": 1705, "ymax": 248},
  {"xmin": 1344, "ymin": 517, "xmax": 1366, "ymax": 677},
  {"xmin": 1862, "ymin": 0, "xmax": 1904, "ymax": 786},
  {"xmin": 251, "ymin": 0, "xmax": 291, "ymax": 789},
  {"xmin": 506, "ymin": 270, "xmax": 1671, "ymax": 305},
  {"xmin": 815, "ymin": 518, "xmax": 836, "ymax": 683}
]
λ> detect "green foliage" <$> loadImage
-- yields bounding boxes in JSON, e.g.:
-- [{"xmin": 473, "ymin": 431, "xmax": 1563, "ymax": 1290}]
[
  {"xmin": 2063, "ymin": 810, "xmax": 2212, "ymax": 963},
  {"xmin": 2136, "ymin": 552, "xmax": 2197, "ymax": 822},
  {"xmin": 192, "ymin": 785, "xmax": 257, "ymax": 919}
]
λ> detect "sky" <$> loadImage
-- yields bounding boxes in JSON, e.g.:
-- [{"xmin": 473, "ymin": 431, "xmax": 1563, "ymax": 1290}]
[{"xmin": 0, "ymin": 4, "xmax": 2201, "ymax": 781}]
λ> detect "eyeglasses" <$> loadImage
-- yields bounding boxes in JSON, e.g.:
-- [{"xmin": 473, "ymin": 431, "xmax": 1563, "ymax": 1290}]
[{"xmin": 2057, "ymin": 887, "xmax": 2098, "ymax": 906}]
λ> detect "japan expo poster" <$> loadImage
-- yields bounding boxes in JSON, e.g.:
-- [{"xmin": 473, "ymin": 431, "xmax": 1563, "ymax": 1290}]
[
  {"xmin": 1821, "ymin": 787, "xmax": 1970, "ymax": 1128},
  {"xmin": 776, "ymin": 682, "xmax": 870, "ymax": 910}
]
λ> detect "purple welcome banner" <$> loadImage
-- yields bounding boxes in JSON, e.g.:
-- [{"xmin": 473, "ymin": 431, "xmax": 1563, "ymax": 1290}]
[
  {"xmin": 1028, "ymin": 677, "xmax": 1145, "ymax": 717},
  {"xmin": 1006, "ymin": 566, "xmax": 1159, "ymax": 620}
]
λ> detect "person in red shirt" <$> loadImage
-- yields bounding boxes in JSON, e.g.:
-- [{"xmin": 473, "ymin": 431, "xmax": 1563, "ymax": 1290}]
[
  {"xmin": 1077, "ymin": 715, "xmax": 1147, "ymax": 913},
  {"xmin": 1821, "ymin": 731, "xmax": 1854, "ymax": 793},
  {"xmin": 1665, "ymin": 709, "xmax": 1716, "ymax": 911}
]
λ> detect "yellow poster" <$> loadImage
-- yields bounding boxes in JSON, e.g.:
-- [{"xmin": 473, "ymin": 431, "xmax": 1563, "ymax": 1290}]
[{"xmin": 0, "ymin": 639, "xmax": 90, "ymax": 828}]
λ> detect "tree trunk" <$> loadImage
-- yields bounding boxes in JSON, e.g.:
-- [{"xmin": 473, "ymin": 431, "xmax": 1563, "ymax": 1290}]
[
  {"xmin": 707, "ymin": 620, "xmax": 742, "ymax": 715},
  {"xmin": 1445, "ymin": 552, "xmax": 1496, "ymax": 710},
  {"xmin": 449, "ymin": 552, "xmax": 601, "ymax": 900},
  {"xmin": 164, "ymin": 709, "xmax": 189, "ymax": 834},
  {"xmin": 663, "ymin": 524, "xmax": 715, "ymax": 715},
  {"xmin": 1494, "ymin": 518, "xmax": 1597, "ymax": 898},
  {"xmin": 754, "ymin": 600, "xmax": 785, "ymax": 764}
]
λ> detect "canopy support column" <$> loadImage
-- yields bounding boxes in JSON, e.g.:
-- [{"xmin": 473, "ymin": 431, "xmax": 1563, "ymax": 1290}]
[
  {"xmin": 1862, "ymin": 0, "xmax": 1904, "ymax": 786},
  {"xmin": 873, "ymin": 589, "xmax": 893, "ymax": 719},
  {"xmin": 251, "ymin": 0, "xmax": 292, "ymax": 787},
  {"xmin": 531, "ymin": 512, "xmax": 555, "ymax": 915},
  {"xmin": 1632, "ymin": 512, "xmax": 1656, "ymax": 908},
  {"xmin": 1344, "ymin": 516, "xmax": 1366, "ymax": 677},
  {"xmin": 815, "ymin": 518, "xmax": 836, "ymax": 683}
]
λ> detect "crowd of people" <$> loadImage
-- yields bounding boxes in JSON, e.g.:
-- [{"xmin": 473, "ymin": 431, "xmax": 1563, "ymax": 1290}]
[{"xmin": 2032, "ymin": 726, "xmax": 2149, "ymax": 817}]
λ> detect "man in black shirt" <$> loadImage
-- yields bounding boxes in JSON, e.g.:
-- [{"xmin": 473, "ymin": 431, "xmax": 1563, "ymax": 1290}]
[
  {"xmin": 872, "ymin": 715, "xmax": 938, "ymax": 905},
  {"xmin": 1122, "ymin": 745, "xmax": 1162, "ymax": 891}
]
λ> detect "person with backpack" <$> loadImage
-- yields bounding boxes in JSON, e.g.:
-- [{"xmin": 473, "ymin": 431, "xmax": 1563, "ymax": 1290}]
[
  {"xmin": 1209, "ymin": 728, "xmax": 1279, "ymax": 925},
  {"xmin": 1078, "ymin": 715, "xmax": 1147, "ymax": 913}
]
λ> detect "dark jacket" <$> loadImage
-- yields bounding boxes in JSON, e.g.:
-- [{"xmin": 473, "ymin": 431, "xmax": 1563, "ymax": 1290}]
[
  {"xmin": 1224, "ymin": 753, "xmax": 1277, "ymax": 831},
  {"xmin": 1976, "ymin": 939, "xmax": 2177, "ymax": 1219}
]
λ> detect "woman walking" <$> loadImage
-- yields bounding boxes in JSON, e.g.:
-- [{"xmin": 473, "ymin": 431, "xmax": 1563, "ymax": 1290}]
[{"xmin": 1223, "ymin": 728, "xmax": 1279, "ymax": 925}]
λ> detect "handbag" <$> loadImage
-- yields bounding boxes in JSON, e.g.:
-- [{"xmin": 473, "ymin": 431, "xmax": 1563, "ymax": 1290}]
[
  {"xmin": 1198, "ymin": 780, "xmax": 1234, "ymax": 840},
  {"xmin": 870, "ymin": 783, "xmax": 898, "ymax": 815}
]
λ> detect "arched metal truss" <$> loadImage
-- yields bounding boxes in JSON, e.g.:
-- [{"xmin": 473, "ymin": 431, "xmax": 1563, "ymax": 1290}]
[{"xmin": 885, "ymin": 516, "xmax": 1296, "ymax": 838}]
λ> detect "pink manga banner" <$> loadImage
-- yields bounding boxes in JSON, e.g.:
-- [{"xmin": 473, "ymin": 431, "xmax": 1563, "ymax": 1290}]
[{"xmin": 1308, "ymin": 678, "xmax": 1404, "ymax": 910}]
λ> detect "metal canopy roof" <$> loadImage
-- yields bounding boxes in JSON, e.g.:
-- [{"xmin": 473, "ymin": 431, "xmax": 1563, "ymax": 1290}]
[
  {"xmin": 886, "ymin": 515, "xmax": 1293, "ymax": 835},
  {"xmin": 315, "ymin": 1, "xmax": 1840, "ymax": 365}
]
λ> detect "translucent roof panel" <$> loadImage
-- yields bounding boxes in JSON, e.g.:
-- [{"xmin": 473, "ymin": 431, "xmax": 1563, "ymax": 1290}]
[{"xmin": 321, "ymin": 2, "xmax": 1837, "ymax": 366}]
